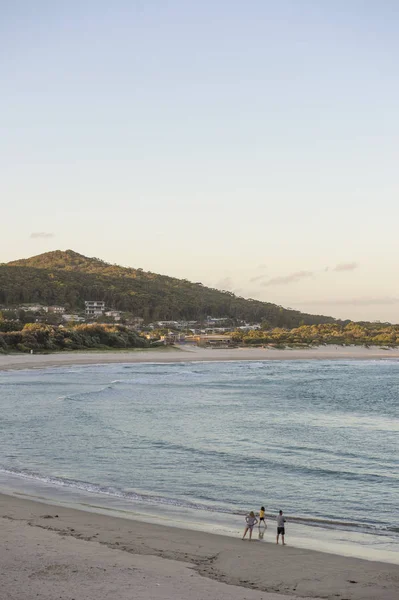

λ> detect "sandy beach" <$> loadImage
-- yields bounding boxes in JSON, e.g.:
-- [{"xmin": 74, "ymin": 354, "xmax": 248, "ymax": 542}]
[
  {"xmin": 2, "ymin": 347, "xmax": 399, "ymax": 599},
  {"xmin": 1, "ymin": 344, "xmax": 399, "ymax": 371},
  {"xmin": 1, "ymin": 493, "xmax": 398, "ymax": 600}
]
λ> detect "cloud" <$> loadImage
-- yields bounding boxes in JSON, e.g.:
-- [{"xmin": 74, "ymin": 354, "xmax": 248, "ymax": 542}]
[
  {"xmin": 30, "ymin": 232, "xmax": 54, "ymax": 239},
  {"xmin": 249, "ymin": 274, "xmax": 268, "ymax": 283},
  {"xmin": 333, "ymin": 262, "xmax": 359, "ymax": 272},
  {"xmin": 305, "ymin": 297, "xmax": 399, "ymax": 307},
  {"xmin": 245, "ymin": 289, "xmax": 262, "ymax": 299},
  {"xmin": 250, "ymin": 261, "xmax": 359, "ymax": 288},
  {"xmin": 215, "ymin": 276, "xmax": 234, "ymax": 291},
  {"xmin": 214, "ymin": 276, "xmax": 243, "ymax": 295},
  {"xmin": 250, "ymin": 265, "xmax": 268, "ymax": 282},
  {"xmin": 260, "ymin": 270, "xmax": 314, "ymax": 287}
]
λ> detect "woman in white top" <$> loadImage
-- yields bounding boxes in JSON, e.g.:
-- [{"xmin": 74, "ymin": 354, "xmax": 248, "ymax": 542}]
[{"xmin": 242, "ymin": 511, "xmax": 258, "ymax": 540}]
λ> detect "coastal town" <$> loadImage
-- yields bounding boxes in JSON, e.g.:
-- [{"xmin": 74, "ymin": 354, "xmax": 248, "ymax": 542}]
[
  {"xmin": 0, "ymin": 300, "xmax": 262, "ymax": 347},
  {"xmin": 1, "ymin": 299, "xmax": 399, "ymax": 352}
]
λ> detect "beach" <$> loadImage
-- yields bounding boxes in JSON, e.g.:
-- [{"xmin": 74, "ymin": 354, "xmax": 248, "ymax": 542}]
[
  {"xmin": 1, "ymin": 348, "xmax": 399, "ymax": 599},
  {"xmin": 1, "ymin": 344, "xmax": 399, "ymax": 371},
  {"xmin": 1, "ymin": 492, "xmax": 398, "ymax": 600}
]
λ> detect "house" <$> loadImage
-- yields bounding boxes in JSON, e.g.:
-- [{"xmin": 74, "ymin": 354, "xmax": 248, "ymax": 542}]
[
  {"xmin": 62, "ymin": 314, "xmax": 84, "ymax": 322},
  {"xmin": 186, "ymin": 334, "xmax": 234, "ymax": 347},
  {"xmin": 47, "ymin": 305, "xmax": 66, "ymax": 314},
  {"xmin": 19, "ymin": 304, "xmax": 46, "ymax": 313},
  {"xmin": 205, "ymin": 316, "xmax": 230, "ymax": 326},
  {"xmin": 104, "ymin": 310, "xmax": 122, "ymax": 321},
  {"xmin": 237, "ymin": 323, "xmax": 261, "ymax": 331},
  {"xmin": 85, "ymin": 300, "xmax": 105, "ymax": 317},
  {"xmin": 130, "ymin": 317, "xmax": 144, "ymax": 326},
  {"xmin": 160, "ymin": 332, "xmax": 186, "ymax": 344}
]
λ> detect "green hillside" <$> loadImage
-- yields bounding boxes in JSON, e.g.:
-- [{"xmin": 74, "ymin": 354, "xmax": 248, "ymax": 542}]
[{"xmin": 1, "ymin": 250, "xmax": 339, "ymax": 327}]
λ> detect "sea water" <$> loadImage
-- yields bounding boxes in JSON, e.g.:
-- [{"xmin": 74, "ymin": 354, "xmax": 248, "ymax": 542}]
[{"xmin": 0, "ymin": 360, "xmax": 398, "ymax": 562}]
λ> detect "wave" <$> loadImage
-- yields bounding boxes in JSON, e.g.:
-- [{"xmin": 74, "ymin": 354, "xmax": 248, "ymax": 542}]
[
  {"xmin": 0, "ymin": 380, "xmax": 75, "ymax": 387},
  {"xmin": 268, "ymin": 443, "xmax": 399, "ymax": 468},
  {"xmin": 147, "ymin": 439, "xmax": 398, "ymax": 483},
  {"xmin": 61, "ymin": 385, "xmax": 115, "ymax": 402},
  {"xmin": 1, "ymin": 466, "xmax": 397, "ymax": 537},
  {"xmin": 110, "ymin": 378, "xmax": 157, "ymax": 385}
]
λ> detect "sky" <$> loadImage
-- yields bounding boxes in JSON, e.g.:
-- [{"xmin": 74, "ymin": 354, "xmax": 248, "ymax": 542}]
[{"xmin": 1, "ymin": 1, "xmax": 399, "ymax": 322}]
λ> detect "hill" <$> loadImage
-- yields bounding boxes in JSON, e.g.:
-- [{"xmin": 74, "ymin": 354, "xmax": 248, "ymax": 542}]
[{"xmin": 1, "ymin": 250, "xmax": 340, "ymax": 327}]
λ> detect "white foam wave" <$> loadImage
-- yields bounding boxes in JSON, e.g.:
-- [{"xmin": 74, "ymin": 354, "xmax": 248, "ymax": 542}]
[{"xmin": 0, "ymin": 466, "xmax": 396, "ymax": 537}]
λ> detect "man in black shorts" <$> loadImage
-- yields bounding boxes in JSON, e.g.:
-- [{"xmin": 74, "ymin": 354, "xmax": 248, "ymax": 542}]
[{"xmin": 276, "ymin": 509, "xmax": 286, "ymax": 545}]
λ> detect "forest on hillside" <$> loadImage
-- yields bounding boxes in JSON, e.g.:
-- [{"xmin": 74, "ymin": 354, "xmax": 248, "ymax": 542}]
[{"xmin": 0, "ymin": 250, "xmax": 339, "ymax": 327}]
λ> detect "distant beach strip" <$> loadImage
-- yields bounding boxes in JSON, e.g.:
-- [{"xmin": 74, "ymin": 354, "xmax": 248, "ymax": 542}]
[{"xmin": 2, "ymin": 344, "xmax": 399, "ymax": 371}]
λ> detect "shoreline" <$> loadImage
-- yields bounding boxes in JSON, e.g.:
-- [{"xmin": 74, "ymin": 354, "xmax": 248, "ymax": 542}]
[
  {"xmin": 1, "ymin": 468, "xmax": 397, "ymax": 567},
  {"xmin": 1, "ymin": 344, "xmax": 399, "ymax": 371},
  {"xmin": 0, "ymin": 467, "xmax": 370, "ymax": 531},
  {"xmin": 1, "ymin": 492, "xmax": 398, "ymax": 600}
]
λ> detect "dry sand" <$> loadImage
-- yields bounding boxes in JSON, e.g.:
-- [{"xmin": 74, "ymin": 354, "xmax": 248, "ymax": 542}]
[
  {"xmin": 1, "ymin": 494, "xmax": 398, "ymax": 600},
  {"xmin": 1, "ymin": 344, "xmax": 399, "ymax": 371}
]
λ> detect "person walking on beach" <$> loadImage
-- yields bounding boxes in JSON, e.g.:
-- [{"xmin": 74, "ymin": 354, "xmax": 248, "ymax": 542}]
[
  {"xmin": 276, "ymin": 510, "xmax": 286, "ymax": 545},
  {"xmin": 242, "ymin": 511, "xmax": 258, "ymax": 541},
  {"xmin": 259, "ymin": 506, "xmax": 266, "ymax": 527}
]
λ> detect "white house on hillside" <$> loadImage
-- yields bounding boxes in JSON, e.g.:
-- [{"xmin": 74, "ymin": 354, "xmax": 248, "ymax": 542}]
[
  {"xmin": 47, "ymin": 305, "xmax": 65, "ymax": 314},
  {"xmin": 85, "ymin": 300, "xmax": 105, "ymax": 317}
]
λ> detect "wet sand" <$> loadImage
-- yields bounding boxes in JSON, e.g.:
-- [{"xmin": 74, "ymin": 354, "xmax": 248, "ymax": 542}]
[{"xmin": 1, "ymin": 493, "xmax": 398, "ymax": 600}]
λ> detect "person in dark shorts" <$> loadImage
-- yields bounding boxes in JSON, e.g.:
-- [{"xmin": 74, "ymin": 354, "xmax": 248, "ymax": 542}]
[
  {"xmin": 276, "ymin": 509, "xmax": 286, "ymax": 545},
  {"xmin": 259, "ymin": 506, "xmax": 266, "ymax": 527}
]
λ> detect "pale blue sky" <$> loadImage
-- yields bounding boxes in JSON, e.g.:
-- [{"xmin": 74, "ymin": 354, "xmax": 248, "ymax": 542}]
[{"xmin": 1, "ymin": 1, "xmax": 399, "ymax": 321}]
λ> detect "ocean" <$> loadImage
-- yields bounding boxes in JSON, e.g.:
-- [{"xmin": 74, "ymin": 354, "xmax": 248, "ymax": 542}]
[{"xmin": 0, "ymin": 359, "xmax": 398, "ymax": 563}]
